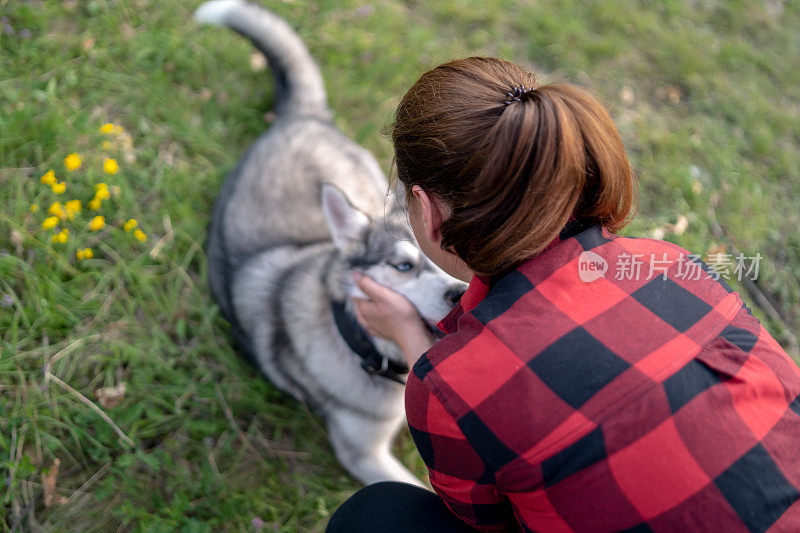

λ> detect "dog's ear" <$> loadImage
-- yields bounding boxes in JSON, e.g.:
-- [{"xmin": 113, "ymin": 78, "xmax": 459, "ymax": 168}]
[
  {"xmin": 388, "ymin": 181, "xmax": 407, "ymax": 215},
  {"xmin": 321, "ymin": 184, "xmax": 370, "ymax": 249}
]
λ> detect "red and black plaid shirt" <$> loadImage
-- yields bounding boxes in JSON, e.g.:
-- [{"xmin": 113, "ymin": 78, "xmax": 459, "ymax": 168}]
[{"xmin": 406, "ymin": 220, "xmax": 800, "ymax": 532}]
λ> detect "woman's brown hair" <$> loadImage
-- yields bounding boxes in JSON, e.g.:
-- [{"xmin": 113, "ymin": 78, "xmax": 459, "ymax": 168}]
[{"xmin": 389, "ymin": 56, "xmax": 636, "ymax": 276}]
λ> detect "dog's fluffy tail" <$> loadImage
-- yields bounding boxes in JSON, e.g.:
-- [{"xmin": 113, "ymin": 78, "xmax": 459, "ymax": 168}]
[{"xmin": 195, "ymin": 0, "xmax": 331, "ymax": 120}]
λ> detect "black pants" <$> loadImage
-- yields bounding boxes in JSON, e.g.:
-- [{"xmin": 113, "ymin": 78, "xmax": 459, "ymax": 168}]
[{"xmin": 326, "ymin": 481, "xmax": 479, "ymax": 532}]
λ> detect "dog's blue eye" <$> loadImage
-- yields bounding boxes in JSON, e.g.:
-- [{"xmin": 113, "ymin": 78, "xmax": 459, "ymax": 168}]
[{"xmin": 392, "ymin": 262, "xmax": 413, "ymax": 272}]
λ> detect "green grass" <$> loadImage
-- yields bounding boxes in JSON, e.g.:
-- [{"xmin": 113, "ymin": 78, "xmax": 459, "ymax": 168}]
[{"xmin": 1, "ymin": 0, "xmax": 799, "ymax": 530}]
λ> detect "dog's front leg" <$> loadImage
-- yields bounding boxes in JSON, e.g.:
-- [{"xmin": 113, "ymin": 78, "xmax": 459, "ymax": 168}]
[{"xmin": 326, "ymin": 409, "xmax": 424, "ymax": 488}]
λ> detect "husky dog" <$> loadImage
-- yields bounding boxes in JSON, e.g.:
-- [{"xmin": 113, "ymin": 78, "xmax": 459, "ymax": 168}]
[{"xmin": 196, "ymin": 0, "xmax": 466, "ymax": 486}]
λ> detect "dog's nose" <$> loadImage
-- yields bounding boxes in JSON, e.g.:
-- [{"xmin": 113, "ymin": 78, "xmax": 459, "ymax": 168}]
[{"xmin": 445, "ymin": 287, "xmax": 466, "ymax": 306}]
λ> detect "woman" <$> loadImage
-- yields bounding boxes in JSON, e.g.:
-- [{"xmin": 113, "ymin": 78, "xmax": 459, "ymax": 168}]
[{"xmin": 327, "ymin": 57, "xmax": 800, "ymax": 532}]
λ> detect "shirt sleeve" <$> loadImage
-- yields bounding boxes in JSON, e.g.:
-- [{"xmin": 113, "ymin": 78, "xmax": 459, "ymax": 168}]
[{"xmin": 405, "ymin": 369, "xmax": 517, "ymax": 532}]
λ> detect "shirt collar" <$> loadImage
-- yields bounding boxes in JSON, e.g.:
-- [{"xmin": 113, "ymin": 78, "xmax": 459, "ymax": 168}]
[
  {"xmin": 457, "ymin": 275, "xmax": 491, "ymax": 315},
  {"xmin": 436, "ymin": 216, "xmax": 591, "ymax": 334},
  {"xmin": 435, "ymin": 274, "xmax": 487, "ymax": 335}
]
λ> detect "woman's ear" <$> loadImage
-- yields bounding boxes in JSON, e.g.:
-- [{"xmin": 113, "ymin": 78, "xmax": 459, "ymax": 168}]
[{"xmin": 411, "ymin": 185, "xmax": 447, "ymax": 245}]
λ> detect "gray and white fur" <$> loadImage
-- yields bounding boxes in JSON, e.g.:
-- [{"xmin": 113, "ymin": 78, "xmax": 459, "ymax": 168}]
[{"xmin": 197, "ymin": 0, "xmax": 466, "ymax": 486}]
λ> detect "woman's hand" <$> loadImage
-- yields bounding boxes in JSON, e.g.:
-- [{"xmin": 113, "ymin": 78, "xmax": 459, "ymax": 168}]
[{"xmin": 351, "ymin": 272, "xmax": 436, "ymax": 368}]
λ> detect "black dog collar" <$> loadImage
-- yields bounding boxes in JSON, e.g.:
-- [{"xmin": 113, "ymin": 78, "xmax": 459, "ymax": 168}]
[{"xmin": 330, "ymin": 300, "xmax": 408, "ymax": 385}]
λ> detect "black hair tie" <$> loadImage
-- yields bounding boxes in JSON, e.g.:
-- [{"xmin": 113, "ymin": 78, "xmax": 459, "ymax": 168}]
[{"xmin": 503, "ymin": 84, "xmax": 535, "ymax": 105}]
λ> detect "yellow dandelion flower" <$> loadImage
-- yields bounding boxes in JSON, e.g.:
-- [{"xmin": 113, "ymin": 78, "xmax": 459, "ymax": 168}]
[
  {"xmin": 102, "ymin": 158, "xmax": 119, "ymax": 175},
  {"xmin": 65, "ymin": 199, "xmax": 81, "ymax": 220},
  {"xmin": 100, "ymin": 123, "xmax": 115, "ymax": 134},
  {"xmin": 52, "ymin": 181, "xmax": 66, "ymax": 194},
  {"xmin": 123, "ymin": 218, "xmax": 138, "ymax": 232},
  {"xmin": 84, "ymin": 248, "xmax": 94, "ymax": 259},
  {"xmin": 101, "ymin": 140, "xmax": 112, "ymax": 150},
  {"xmin": 133, "ymin": 229, "xmax": 147, "ymax": 242},
  {"xmin": 30, "ymin": 204, "xmax": 39, "ymax": 213},
  {"xmin": 40, "ymin": 170, "xmax": 56, "ymax": 185},
  {"xmin": 55, "ymin": 228, "xmax": 69, "ymax": 244},
  {"xmin": 64, "ymin": 153, "xmax": 82, "ymax": 171},
  {"xmin": 95, "ymin": 182, "xmax": 108, "ymax": 191},
  {"xmin": 94, "ymin": 188, "xmax": 110, "ymax": 202},
  {"xmin": 42, "ymin": 216, "xmax": 59, "ymax": 230},
  {"xmin": 89, "ymin": 215, "xmax": 105, "ymax": 232},
  {"xmin": 88, "ymin": 198, "xmax": 102, "ymax": 210},
  {"xmin": 76, "ymin": 249, "xmax": 85, "ymax": 260},
  {"xmin": 50, "ymin": 203, "xmax": 66, "ymax": 220}
]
